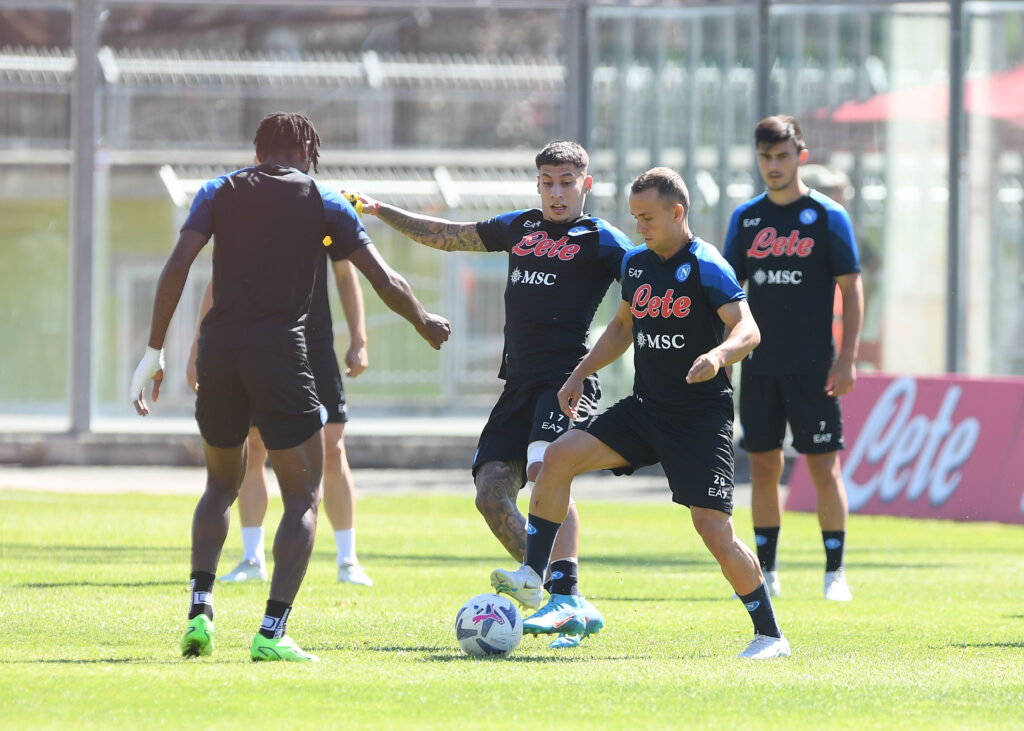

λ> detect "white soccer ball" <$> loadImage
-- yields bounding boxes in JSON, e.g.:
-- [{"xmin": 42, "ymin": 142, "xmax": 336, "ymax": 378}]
[{"xmin": 454, "ymin": 592, "xmax": 522, "ymax": 657}]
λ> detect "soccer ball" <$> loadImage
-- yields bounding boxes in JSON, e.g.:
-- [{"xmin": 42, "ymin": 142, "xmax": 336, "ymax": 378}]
[{"xmin": 454, "ymin": 593, "xmax": 522, "ymax": 657}]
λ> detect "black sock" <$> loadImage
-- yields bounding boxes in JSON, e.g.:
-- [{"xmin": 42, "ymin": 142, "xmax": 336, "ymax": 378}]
[
  {"xmin": 524, "ymin": 514, "xmax": 561, "ymax": 579},
  {"xmin": 546, "ymin": 559, "xmax": 580, "ymax": 597},
  {"xmin": 259, "ymin": 599, "xmax": 292, "ymax": 639},
  {"xmin": 738, "ymin": 583, "xmax": 781, "ymax": 638},
  {"xmin": 188, "ymin": 571, "xmax": 215, "ymax": 620},
  {"xmin": 822, "ymin": 530, "xmax": 846, "ymax": 572},
  {"xmin": 753, "ymin": 526, "xmax": 780, "ymax": 572}
]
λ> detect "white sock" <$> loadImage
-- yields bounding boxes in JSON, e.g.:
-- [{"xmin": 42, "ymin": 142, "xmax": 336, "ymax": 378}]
[
  {"xmin": 241, "ymin": 526, "xmax": 265, "ymax": 565},
  {"xmin": 334, "ymin": 529, "xmax": 356, "ymax": 566}
]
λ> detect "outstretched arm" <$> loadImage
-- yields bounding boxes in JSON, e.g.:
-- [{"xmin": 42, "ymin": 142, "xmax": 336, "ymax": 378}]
[
  {"xmin": 686, "ymin": 300, "xmax": 760, "ymax": 384},
  {"xmin": 347, "ymin": 243, "xmax": 450, "ymax": 350},
  {"xmin": 343, "ymin": 191, "xmax": 486, "ymax": 253},
  {"xmin": 332, "ymin": 258, "xmax": 368, "ymax": 377},
  {"xmin": 558, "ymin": 301, "xmax": 635, "ymax": 419}
]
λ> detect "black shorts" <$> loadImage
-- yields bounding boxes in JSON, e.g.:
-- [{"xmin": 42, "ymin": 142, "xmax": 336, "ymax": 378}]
[
  {"xmin": 308, "ymin": 340, "xmax": 348, "ymax": 424},
  {"xmin": 195, "ymin": 345, "xmax": 326, "ymax": 451},
  {"xmin": 739, "ymin": 370, "xmax": 844, "ymax": 454},
  {"xmin": 582, "ymin": 395, "xmax": 736, "ymax": 514},
  {"xmin": 472, "ymin": 376, "xmax": 601, "ymax": 486}
]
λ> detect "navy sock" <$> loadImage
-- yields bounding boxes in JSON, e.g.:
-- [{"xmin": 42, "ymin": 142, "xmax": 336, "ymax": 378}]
[
  {"xmin": 546, "ymin": 559, "xmax": 580, "ymax": 597},
  {"xmin": 753, "ymin": 526, "xmax": 780, "ymax": 572},
  {"xmin": 524, "ymin": 514, "xmax": 561, "ymax": 579},
  {"xmin": 259, "ymin": 599, "xmax": 292, "ymax": 639},
  {"xmin": 188, "ymin": 571, "xmax": 215, "ymax": 620},
  {"xmin": 738, "ymin": 583, "xmax": 781, "ymax": 638},
  {"xmin": 822, "ymin": 530, "xmax": 846, "ymax": 572}
]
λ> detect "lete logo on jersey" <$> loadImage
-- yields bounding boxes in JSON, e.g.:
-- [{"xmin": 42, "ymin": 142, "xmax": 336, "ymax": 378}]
[
  {"xmin": 630, "ymin": 284, "xmax": 691, "ymax": 319},
  {"xmin": 746, "ymin": 227, "xmax": 815, "ymax": 259},
  {"xmin": 511, "ymin": 231, "xmax": 581, "ymax": 261}
]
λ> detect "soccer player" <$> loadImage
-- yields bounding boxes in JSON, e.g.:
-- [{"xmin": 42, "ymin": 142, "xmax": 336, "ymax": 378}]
[
  {"xmin": 346, "ymin": 141, "xmax": 634, "ymax": 648},
  {"xmin": 491, "ymin": 167, "xmax": 790, "ymax": 659},
  {"xmin": 130, "ymin": 112, "xmax": 450, "ymax": 662},
  {"xmin": 188, "ymin": 256, "xmax": 374, "ymax": 587},
  {"xmin": 723, "ymin": 115, "xmax": 863, "ymax": 602}
]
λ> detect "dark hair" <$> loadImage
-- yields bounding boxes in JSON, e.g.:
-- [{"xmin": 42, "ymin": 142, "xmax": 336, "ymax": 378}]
[
  {"xmin": 630, "ymin": 167, "xmax": 690, "ymax": 217},
  {"xmin": 535, "ymin": 140, "xmax": 589, "ymax": 172},
  {"xmin": 253, "ymin": 112, "xmax": 321, "ymax": 172},
  {"xmin": 754, "ymin": 115, "xmax": 806, "ymax": 153}
]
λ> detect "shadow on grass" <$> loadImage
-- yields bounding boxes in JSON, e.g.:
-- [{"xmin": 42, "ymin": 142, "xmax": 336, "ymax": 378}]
[
  {"xmin": 947, "ymin": 641, "xmax": 1024, "ymax": 649},
  {"xmin": 0, "ymin": 657, "xmax": 176, "ymax": 665},
  {"xmin": 16, "ymin": 580, "xmax": 182, "ymax": 589},
  {"xmin": 2, "ymin": 543, "xmax": 182, "ymax": 564},
  {"xmin": 353, "ymin": 552, "xmax": 714, "ymax": 572}
]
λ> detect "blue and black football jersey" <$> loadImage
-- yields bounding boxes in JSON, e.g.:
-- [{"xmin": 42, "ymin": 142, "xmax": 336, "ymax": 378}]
[
  {"xmin": 620, "ymin": 237, "xmax": 746, "ymax": 411},
  {"xmin": 183, "ymin": 164, "xmax": 370, "ymax": 350},
  {"xmin": 723, "ymin": 190, "xmax": 860, "ymax": 374},
  {"xmin": 476, "ymin": 209, "xmax": 633, "ymax": 384}
]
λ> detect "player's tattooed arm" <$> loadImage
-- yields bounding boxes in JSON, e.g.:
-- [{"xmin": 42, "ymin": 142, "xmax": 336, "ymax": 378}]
[
  {"xmin": 475, "ymin": 461, "xmax": 528, "ymax": 562},
  {"xmin": 375, "ymin": 204, "xmax": 486, "ymax": 253}
]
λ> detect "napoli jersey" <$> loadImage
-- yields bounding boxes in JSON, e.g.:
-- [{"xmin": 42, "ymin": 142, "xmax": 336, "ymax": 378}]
[
  {"xmin": 723, "ymin": 190, "xmax": 860, "ymax": 374},
  {"xmin": 183, "ymin": 164, "xmax": 371, "ymax": 350},
  {"xmin": 476, "ymin": 209, "xmax": 633, "ymax": 384},
  {"xmin": 621, "ymin": 238, "xmax": 746, "ymax": 411}
]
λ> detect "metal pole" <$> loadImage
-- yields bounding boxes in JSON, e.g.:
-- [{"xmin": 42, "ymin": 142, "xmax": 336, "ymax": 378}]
[
  {"xmin": 947, "ymin": 0, "xmax": 966, "ymax": 373},
  {"xmin": 70, "ymin": 0, "xmax": 98, "ymax": 434},
  {"xmin": 754, "ymin": 0, "xmax": 771, "ymax": 123}
]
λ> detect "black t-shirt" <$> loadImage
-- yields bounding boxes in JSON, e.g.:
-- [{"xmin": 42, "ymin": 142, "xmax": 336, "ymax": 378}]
[
  {"xmin": 723, "ymin": 190, "xmax": 860, "ymax": 374},
  {"xmin": 476, "ymin": 209, "xmax": 634, "ymax": 385},
  {"xmin": 183, "ymin": 164, "xmax": 370, "ymax": 350},
  {"xmin": 620, "ymin": 238, "xmax": 746, "ymax": 411}
]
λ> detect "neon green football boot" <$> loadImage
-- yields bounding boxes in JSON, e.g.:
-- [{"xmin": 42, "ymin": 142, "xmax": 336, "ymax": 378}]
[
  {"xmin": 180, "ymin": 615, "xmax": 213, "ymax": 657},
  {"xmin": 250, "ymin": 633, "xmax": 320, "ymax": 663}
]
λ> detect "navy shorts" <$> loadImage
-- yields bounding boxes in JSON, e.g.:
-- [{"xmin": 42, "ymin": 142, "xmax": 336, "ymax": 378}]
[
  {"xmin": 582, "ymin": 395, "xmax": 736, "ymax": 514},
  {"xmin": 739, "ymin": 370, "xmax": 844, "ymax": 454},
  {"xmin": 472, "ymin": 375, "xmax": 601, "ymax": 486},
  {"xmin": 195, "ymin": 345, "xmax": 326, "ymax": 451},
  {"xmin": 308, "ymin": 339, "xmax": 348, "ymax": 424}
]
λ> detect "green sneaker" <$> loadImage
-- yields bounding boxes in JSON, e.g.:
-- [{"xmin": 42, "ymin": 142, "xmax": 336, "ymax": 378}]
[
  {"xmin": 180, "ymin": 615, "xmax": 213, "ymax": 657},
  {"xmin": 250, "ymin": 634, "xmax": 320, "ymax": 663}
]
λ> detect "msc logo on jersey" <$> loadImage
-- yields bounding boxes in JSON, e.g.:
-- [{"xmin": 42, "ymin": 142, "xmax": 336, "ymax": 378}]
[
  {"xmin": 675, "ymin": 263, "xmax": 691, "ymax": 283},
  {"xmin": 568, "ymin": 226, "xmax": 589, "ymax": 237},
  {"xmin": 635, "ymin": 331, "xmax": 686, "ymax": 350},
  {"xmin": 511, "ymin": 231, "xmax": 581, "ymax": 260},
  {"xmin": 511, "ymin": 268, "xmax": 557, "ymax": 286},
  {"xmin": 752, "ymin": 268, "xmax": 804, "ymax": 286},
  {"xmin": 800, "ymin": 208, "xmax": 818, "ymax": 225}
]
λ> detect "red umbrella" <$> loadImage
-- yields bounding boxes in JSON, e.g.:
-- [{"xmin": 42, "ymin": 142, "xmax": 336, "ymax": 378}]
[{"xmin": 830, "ymin": 62, "xmax": 1024, "ymax": 125}]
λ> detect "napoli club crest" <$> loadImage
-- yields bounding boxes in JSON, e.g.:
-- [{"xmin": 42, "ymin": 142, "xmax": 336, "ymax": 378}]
[
  {"xmin": 675, "ymin": 263, "xmax": 691, "ymax": 282},
  {"xmin": 799, "ymin": 208, "xmax": 818, "ymax": 225}
]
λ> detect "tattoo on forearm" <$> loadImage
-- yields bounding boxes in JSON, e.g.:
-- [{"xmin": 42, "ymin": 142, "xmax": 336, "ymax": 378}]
[{"xmin": 378, "ymin": 205, "xmax": 486, "ymax": 252}]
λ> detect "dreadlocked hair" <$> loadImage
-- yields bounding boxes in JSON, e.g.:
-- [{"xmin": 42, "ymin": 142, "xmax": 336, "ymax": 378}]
[{"xmin": 253, "ymin": 112, "xmax": 321, "ymax": 172}]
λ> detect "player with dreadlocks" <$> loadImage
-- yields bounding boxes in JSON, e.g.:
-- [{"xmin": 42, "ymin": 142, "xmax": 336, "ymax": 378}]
[{"xmin": 131, "ymin": 112, "xmax": 450, "ymax": 662}]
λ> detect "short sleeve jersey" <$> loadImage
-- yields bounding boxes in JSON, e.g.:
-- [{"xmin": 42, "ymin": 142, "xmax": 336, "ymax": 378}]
[
  {"xmin": 306, "ymin": 200, "xmax": 372, "ymax": 346},
  {"xmin": 620, "ymin": 237, "xmax": 746, "ymax": 411},
  {"xmin": 723, "ymin": 190, "xmax": 860, "ymax": 374},
  {"xmin": 476, "ymin": 209, "xmax": 633, "ymax": 384},
  {"xmin": 183, "ymin": 164, "xmax": 370, "ymax": 350}
]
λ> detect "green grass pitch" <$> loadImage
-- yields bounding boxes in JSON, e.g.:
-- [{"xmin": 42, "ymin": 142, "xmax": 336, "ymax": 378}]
[{"xmin": 1, "ymin": 489, "xmax": 1022, "ymax": 729}]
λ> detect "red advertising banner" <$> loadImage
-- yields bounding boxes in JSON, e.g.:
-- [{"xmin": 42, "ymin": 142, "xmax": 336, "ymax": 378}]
[{"xmin": 786, "ymin": 373, "xmax": 1024, "ymax": 524}]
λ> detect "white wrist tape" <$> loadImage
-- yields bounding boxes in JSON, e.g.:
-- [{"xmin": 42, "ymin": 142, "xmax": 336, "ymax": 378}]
[{"xmin": 130, "ymin": 346, "xmax": 165, "ymax": 400}]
